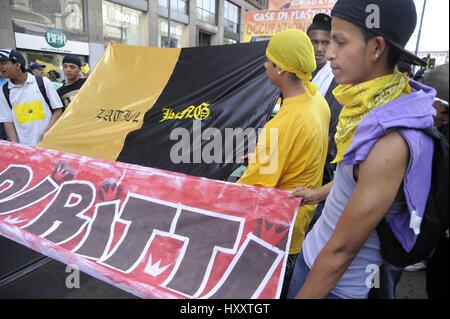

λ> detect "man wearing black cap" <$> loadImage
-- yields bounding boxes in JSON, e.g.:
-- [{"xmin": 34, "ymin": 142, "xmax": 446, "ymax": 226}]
[
  {"xmin": 308, "ymin": 13, "xmax": 342, "ymax": 128},
  {"xmin": 30, "ymin": 62, "xmax": 46, "ymax": 77},
  {"xmin": 306, "ymin": 14, "xmax": 343, "ymax": 229},
  {"xmin": 288, "ymin": 0, "xmax": 436, "ymax": 299},
  {"xmin": 308, "ymin": 14, "xmax": 332, "ymax": 79},
  {"xmin": 0, "ymin": 49, "xmax": 63, "ymax": 146},
  {"xmin": 57, "ymin": 54, "xmax": 86, "ymax": 109}
]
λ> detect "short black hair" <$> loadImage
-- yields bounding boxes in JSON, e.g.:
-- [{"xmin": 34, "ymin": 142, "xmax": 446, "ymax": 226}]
[
  {"xmin": 358, "ymin": 27, "xmax": 402, "ymax": 70},
  {"xmin": 397, "ymin": 61, "xmax": 413, "ymax": 77},
  {"xmin": 289, "ymin": 72, "xmax": 301, "ymax": 82}
]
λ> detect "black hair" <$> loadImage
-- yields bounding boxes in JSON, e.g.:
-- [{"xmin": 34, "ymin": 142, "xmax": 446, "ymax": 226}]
[
  {"xmin": 397, "ymin": 61, "xmax": 413, "ymax": 77},
  {"xmin": 289, "ymin": 73, "xmax": 301, "ymax": 82},
  {"xmin": 3, "ymin": 60, "xmax": 26, "ymax": 73},
  {"xmin": 358, "ymin": 27, "xmax": 402, "ymax": 70},
  {"xmin": 307, "ymin": 25, "xmax": 331, "ymax": 37}
]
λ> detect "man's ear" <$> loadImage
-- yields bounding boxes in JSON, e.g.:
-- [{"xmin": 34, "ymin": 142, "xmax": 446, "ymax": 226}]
[{"xmin": 370, "ymin": 36, "xmax": 388, "ymax": 62}]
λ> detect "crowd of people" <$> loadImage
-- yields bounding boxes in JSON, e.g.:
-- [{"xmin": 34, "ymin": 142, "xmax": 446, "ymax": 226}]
[
  {"xmin": 0, "ymin": 0, "xmax": 447, "ymax": 300},
  {"xmin": 0, "ymin": 51, "xmax": 87, "ymax": 143},
  {"xmin": 237, "ymin": 0, "xmax": 448, "ymax": 300}
]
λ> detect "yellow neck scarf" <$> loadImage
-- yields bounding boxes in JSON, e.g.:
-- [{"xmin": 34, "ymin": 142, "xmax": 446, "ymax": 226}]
[{"xmin": 332, "ymin": 71, "xmax": 412, "ymax": 164}]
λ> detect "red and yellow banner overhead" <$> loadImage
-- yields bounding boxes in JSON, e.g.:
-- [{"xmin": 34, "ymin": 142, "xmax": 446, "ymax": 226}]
[
  {"xmin": 244, "ymin": 0, "xmax": 336, "ymax": 42},
  {"xmin": 0, "ymin": 142, "xmax": 300, "ymax": 299}
]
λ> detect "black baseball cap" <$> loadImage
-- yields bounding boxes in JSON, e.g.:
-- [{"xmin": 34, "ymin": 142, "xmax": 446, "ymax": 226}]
[
  {"xmin": 0, "ymin": 49, "xmax": 26, "ymax": 67},
  {"xmin": 307, "ymin": 13, "xmax": 332, "ymax": 34},
  {"xmin": 331, "ymin": 0, "xmax": 426, "ymax": 66},
  {"xmin": 30, "ymin": 62, "xmax": 46, "ymax": 70}
]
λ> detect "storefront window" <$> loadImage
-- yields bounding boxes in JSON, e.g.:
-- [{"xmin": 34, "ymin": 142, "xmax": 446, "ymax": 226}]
[
  {"xmin": 10, "ymin": 0, "xmax": 84, "ymax": 32},
  {"xmin": 158, "ymin": 18, "xmax": 189, "ymax": 48},
  {"xmin": 102, "ymin": 0, "xmax": 147, "ymax": 46},
  {"xmin": 10, "ymin": 0, "xmax": 86, "ymax": 41},
  {"xmin": 197, "ymin": 0, "xmax": 217, "ymax": 25},
  {"xmin": 159, "ymin": 0, "xmax": 188, "ymax": 15},
  {"xmin": 11, "ymin": 0, "xmax": 89, "ymax": 57},
  {"xmin": 224, "ymin": 1, "xmax": 240, "ymax": 34}
]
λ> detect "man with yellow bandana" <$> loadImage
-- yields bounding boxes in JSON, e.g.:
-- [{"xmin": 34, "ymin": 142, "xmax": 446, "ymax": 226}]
[
  {"xmin": 288, "ymin": 0, "xmax": 437, "ymax": 299},
  {"xmin": 237, "ymin": 29, "xmax": 330, "ymax": 298},
  {"xmin": 0, "ymin": 49, "xmax": 63, "ymax": 146}
]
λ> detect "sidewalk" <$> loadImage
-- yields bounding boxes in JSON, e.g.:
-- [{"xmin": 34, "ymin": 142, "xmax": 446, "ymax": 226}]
[
  {"xmin": 397, "ymin": 269, "xmax": 428, "ymax": 299},
  {"xmin": 0, "ymin": 259, "xmax": 429, "ymax": 299}
]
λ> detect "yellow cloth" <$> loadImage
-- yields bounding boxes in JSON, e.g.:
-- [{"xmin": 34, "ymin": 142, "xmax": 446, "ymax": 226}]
[
  {"xmin": 266, "ymin": 29, "xmax": 318, "ymax": 96},
  {"xmin": 238, "ymin": 91, "xmax": 330, "ymax": 254},
  {"xmin": 332, "ymin": 71, "xmax": 412, "ymax": 163},
  {"xmin": 35, "ymin": 59, "xmax": 59, "ymax": 76},
  {"xmin": 81, "ymin": 63, "xmax": 90, "ymax": 76},
  {"xmin": 14, "ymin": 100, "xmax": 46, "ymax": 124},
  {"xmin": 39, "ymin": 44, "xmax": 182, "ymax": 161}
]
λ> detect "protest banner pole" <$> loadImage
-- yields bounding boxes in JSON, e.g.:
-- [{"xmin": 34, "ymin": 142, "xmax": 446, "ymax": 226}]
[
  {"xmin": 168, "ymin": 0, "xmax": 172, "ymax": 47},
  {"xmin": 415, "ymin": 0, "xmax": 427, "ymax": 56}
]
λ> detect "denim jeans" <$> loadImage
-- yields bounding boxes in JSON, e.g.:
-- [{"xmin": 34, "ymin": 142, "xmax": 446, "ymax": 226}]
[
  {"xmin": 280, "ymin": 253, "xmax": 298, "ymax": 299},
  {"xmin": 306, "ymin": 201, "xmax": 325, "ymax": 234},
  {"xmin": 368, "ymin": 261, "xmax": 404, "ymax": 299},
  {"xmin": 287, "ymin": 251, "xmax": 342, "ymax": 299}
]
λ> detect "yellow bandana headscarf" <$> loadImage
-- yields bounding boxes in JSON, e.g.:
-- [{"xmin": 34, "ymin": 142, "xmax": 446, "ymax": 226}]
[
  {"xmin": 332, "ymin": 71, "xmax": 412, "ymax": 163},
  {"xmin": 266, "ymin": 29, "xmax": 318, "ymax": 96}
]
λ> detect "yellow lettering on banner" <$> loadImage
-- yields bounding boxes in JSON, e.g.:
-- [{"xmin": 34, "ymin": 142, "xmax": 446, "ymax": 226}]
[
  {"xmin": 193, "ymin": 103, "xmax": 210, "ymax": 120},
  {"xmin": 38, "ymin": 44, "xmax": 183, "ymax": 161},
  {"xmin": 14, "ymin": 101, "xmax": 46, "ymax": 124},
  {"xmin": 160, "ymin": 103, "xmax": 211, "ymax": 122}
]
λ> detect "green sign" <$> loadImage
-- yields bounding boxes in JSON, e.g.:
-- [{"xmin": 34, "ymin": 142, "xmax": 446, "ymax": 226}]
[{"xmin": 45, "ymin": 29, "xmax": 67, "ymax": 48}]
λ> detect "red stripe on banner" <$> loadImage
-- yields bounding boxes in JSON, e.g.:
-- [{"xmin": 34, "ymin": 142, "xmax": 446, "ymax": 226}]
[{"xmin": 0, "ymin": 141, "xmax": 300, "ymax": 299}]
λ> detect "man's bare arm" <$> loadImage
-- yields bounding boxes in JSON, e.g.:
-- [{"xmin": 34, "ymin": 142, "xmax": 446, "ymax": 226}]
[
  {"xmin": 289, "ymin": 181, "xmax": 334, "ymax": 205},
  {"xmin": 4, "ymin": 122, "xmax": 19, "ymax": 143},
  {"xmin": 296, "ymin": 131, "xmax": 409, "ymax": 299},
  {"xmin": 40, "ymin": 108, "xmax": 63, "ymax": 142}
]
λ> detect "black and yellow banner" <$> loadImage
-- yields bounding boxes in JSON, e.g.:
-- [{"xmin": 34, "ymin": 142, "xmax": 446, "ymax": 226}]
[{"xmin": 41, "ymin": 42, "xmax": 279, "ymax": 180}]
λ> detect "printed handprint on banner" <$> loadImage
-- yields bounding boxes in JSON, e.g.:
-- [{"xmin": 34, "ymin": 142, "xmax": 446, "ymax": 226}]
[
  {"xmin": 51, "ymin": 162, "xmax": 74, "ymax": 185},
  {"xmin": 98, "ymin": 180, "xmax": 123, "ymax": 202}
]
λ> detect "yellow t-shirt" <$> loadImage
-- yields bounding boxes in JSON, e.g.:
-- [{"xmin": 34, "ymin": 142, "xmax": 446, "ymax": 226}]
[{"xmin": 238, "ymin": 90, "xmax": 330, "ymax": 254}]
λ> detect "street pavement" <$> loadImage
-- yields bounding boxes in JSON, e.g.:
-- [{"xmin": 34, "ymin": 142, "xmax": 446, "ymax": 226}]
[
  {"xmin": 0, "ymin": 259, "xmax": 429, "ymax": 299},
  {"xmin": 397, "ymin": 269, "xmax": 428, "ymax": 299}
]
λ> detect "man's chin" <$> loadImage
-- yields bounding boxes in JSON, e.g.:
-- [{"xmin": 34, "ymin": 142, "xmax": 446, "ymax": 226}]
[{"xmin": 316, "ymin": 59, "xmax": 327, "ymax": 67}]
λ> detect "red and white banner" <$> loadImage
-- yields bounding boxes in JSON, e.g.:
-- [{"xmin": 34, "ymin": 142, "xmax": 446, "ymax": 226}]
[
  {"xmin": 244, "ymin": 0, "xmax": 336, "ymax": 42},
  {"xmin": 0, "ymin": 142, "xmax": 299, "ymax": 299}
]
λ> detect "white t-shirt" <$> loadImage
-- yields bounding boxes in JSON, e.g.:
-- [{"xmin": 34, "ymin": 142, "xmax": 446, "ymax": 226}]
[
  {"xmin": 0, "ymin": 74, "xmax": 63, "ymax": 146},
  {"xmin": 312, "ymin": 62, "xmax": 335, "ymax": 97}
]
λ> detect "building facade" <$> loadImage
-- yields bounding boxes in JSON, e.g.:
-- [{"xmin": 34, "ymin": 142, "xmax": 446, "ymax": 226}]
[{"xmin": 0, "ymin": 0, "xmax": 267, "ymax": 71}]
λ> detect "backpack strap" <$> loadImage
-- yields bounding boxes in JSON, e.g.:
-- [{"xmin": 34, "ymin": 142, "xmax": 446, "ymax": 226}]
[
  {"xmin": 35, "ymin": 76, "xmax": 53, "ymax": 113},
  {"xmin": 423, "ymin": 127, "xmax": 449, "ymax": 148},
  {"xmin": 2, "ymin": 82, "xmax": 12, "ymax": 109},
  {"xmin": 423, "ymin": 127, "xmax": 439, "ymax": 139}
]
